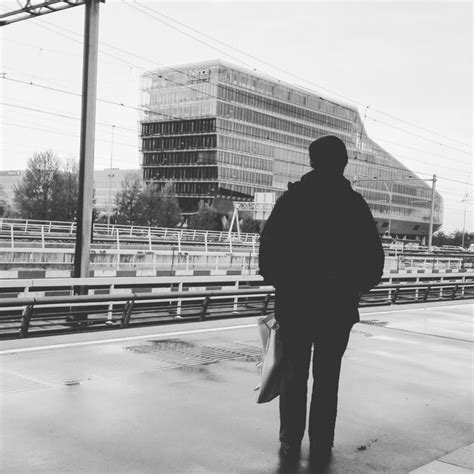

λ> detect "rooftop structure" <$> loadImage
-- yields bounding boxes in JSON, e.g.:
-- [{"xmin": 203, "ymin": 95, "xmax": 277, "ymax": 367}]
[{"xmin": 139, "ymin": 60, "xmax": 443, "ymax": 237}]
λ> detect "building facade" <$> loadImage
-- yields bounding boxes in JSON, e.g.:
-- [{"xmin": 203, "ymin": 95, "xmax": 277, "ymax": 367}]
[{"xmin": 139, "ymin": 60, "xmax": 443, "ymax": 237}]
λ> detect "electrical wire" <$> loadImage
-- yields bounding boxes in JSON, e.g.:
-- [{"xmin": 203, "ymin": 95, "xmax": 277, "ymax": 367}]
[
  {"xmin": 1, "ymin": 120, "xmax": 138, "ymax": 149},
  {"xmin": 35, "ymin": 13, "xmax": 474, "ymax": 163},
  {"xmin": 3, "ymin": 75, "xmax": 472, "ymax": 186},
  {"xmin": 438, "ymin": 176, "xmax": 474, "ymax": 186},
  {"xmin": 126, "ymin": 0, "xmax": 474, "ymax": 152},
  {"xmin": 6, "ymin": 26, "xmax": 474, "ymax": 178},
  {"xmin": 11, "ymin": 18, "xmax": 474, "ymax": 179},
  {"xmin": 1, "ymin": 102, "xmax": 139, "ymax": 134},
  {"xmin": 1, "ymin": 140, "xmax": 136, "ymax": 167},
  {"xmin": 369, "ymin": 135, "xmax": 473, "ymax": 167}
]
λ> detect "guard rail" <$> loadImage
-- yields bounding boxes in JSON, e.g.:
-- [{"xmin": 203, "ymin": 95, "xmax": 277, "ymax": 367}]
[
  {"xmin": 2, "ymin": 273, "xmax": 472, "ymax": 300},
  {"xmin": 1, "ymin": 281, "xmax": 472, "ymax": 339}
]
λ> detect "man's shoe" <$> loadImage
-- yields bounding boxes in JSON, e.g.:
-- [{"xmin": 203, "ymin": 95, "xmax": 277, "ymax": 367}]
[
  {"xmin": 279, "ymin": 442, "xmax": 301, "ymax": 459},
  {"xmin": 309, "ymin": 444, "xmax": 332, "ymax": 468}
]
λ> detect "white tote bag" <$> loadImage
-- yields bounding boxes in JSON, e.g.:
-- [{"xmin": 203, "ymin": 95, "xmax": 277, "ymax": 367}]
[{"xmin": 255, "ymin": 314, "xmax": 284, "ymax": 404}]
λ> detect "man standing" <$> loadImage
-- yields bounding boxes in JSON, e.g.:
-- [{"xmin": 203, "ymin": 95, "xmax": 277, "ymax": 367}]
[{"xmin": 259, "ymin": 135, "xmax": 384, "ymax": 466}]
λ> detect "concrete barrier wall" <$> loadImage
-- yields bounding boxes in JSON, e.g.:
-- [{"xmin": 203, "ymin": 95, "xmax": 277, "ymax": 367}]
[
  {"xmin": 1, "ymin": 267, "xmax": 472, "ymax": 282},
  {"xmin": 0, "ymin": 249, "xmax": 469, "ymax": 272}
]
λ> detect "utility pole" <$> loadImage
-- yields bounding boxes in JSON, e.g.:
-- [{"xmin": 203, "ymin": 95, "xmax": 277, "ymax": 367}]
[
  {"xmin": 427, "ymin": 174, "xmax": 437, "ymax": 252},
  {"xmin": 73, "ymin": 0, "xmax": 101, "ymax": 285}
]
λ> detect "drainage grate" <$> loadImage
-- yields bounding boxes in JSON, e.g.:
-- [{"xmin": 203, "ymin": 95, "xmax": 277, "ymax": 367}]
[{"xmin": 125, "ymin": 340, "xmax": 262, "ymax": 369}]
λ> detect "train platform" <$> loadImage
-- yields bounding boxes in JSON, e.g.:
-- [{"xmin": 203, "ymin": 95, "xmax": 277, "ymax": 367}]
[{"xmin": 1, "ymin": 300, "xmax": 473, "ymax": 473}]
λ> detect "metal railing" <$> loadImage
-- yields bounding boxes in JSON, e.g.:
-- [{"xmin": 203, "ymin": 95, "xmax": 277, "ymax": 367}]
[
  {"xmin": 0, "ymin": 233, "xmax": 257, "ymax": 253},
  {"xmin": 0, "ymin": 274, "xmax": 265, "ymax": 299},
  {"xmin": 2, "ymin": 218, "xmax": 473, "ymax": 273},
  {"xmin": 1, "ymin": 281, "xmax": 472, "ymax": 339},
  {"xmin": 2, "ymin": 273, "xmax": 472, "ymax": 300},
  {"xmin": 3, "ymin": 217, "xmax": 474, "ymax": 256},
  {"xmin": 0, "ymin": 217, "xmax": 259, "ymax": 246}
]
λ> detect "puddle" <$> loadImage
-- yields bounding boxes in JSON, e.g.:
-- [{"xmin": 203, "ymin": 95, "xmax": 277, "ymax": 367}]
[{"xmin": 174, "ymin": 364, "xmax": 223, "ymax": 382}]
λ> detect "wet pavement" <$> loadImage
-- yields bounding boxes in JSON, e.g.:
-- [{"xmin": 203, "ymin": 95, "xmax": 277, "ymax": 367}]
[{"xmin": 0, "ymin": 301, "xmax": 473, "ymax": 473}]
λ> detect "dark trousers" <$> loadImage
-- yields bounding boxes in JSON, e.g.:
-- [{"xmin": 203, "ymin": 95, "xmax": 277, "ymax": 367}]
[{"xmin": 278, "ymin": 317, "xmax": 352, "ymax": 447}]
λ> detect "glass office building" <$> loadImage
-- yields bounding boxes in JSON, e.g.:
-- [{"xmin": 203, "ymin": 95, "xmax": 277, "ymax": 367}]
[{"xmin": 140, "ymin": 60, "xmax": 443, "ymax": 237}]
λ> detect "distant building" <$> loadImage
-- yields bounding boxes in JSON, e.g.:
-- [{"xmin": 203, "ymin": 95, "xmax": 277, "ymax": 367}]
[
  {"xmin": 0, "ymin": 168, "xmax": 140, "ymax": 215},
  {"xmin": 139, "ymin": 59, "xmax": 443, "ymax": 238},
  {"xmin": 0, "ymin": 170, "xmax": 22, "ymax": 206}
]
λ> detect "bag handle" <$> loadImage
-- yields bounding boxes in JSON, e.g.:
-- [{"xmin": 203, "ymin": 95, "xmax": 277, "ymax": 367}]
[{"xmin": 260, "ymin": 313, "xmax": 278, "ymax": 330}]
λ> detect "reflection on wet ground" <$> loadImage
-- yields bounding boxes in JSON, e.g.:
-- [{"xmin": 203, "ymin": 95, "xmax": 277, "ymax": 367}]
[
  {"xmin": 361, "ymin": 320, "xmax": 389, "ymax": 327},
  {"xmin": 174, "ymin": 363, "xmax": 223, "ymax": 382},
  {"xmin": 125, "ymin": 338, "xmax": 263, "ymax": 376}
]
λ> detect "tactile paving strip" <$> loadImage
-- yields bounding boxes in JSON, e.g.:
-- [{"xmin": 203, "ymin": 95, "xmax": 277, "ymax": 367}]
[{"xmin": 0, "ymin": 371, "xmax": 51, "ymax": 395}]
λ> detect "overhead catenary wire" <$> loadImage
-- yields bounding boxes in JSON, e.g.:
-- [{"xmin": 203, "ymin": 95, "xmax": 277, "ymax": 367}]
[
  {"xmin": 1, "ymin": 102, "xmax": 139, "ymax": 134},
  {"xmin": 4, "ymin": 68, "xmax": 472, "ymax": 178},
  {"xmin": 3, "ymin": 75, "xmax": 472, "ymax": 186},
  {"xmin": 125, "ymin": 0, "xmax": 474, "ymax": 153},
  {"xmin": 1, "ymin": 120, "xmax": 138, "ymax": 149},
  {"xmin": 6, "ymin": 102, "xmax": 469, "ymax": 177},
  {"xmin": 372, "ymin": 136, "xmax": 474, "ymax": 165},
  {"xmin": 130, "ymin": 0, "xmax": 474, "ymax": 151},
  {"xmin": 31, "ymin": 19, "xmax": 145, "ymax": 71},
  {"xmin": 5, "ymin": 25, "xmax": 473, "ymax": 175},
  {"xmin": 10, "ymin": 20, "xmax": 473, "ymax": 179},
  {"xmin": 3, "ymin": 83, "xmax": 469, "ymax": 176},
  {"xmin": 29, "ymin": 14, "xmax": 474, "ymax": 165},
  {"xmin": 5, "ymin": 59, "xmax": 472, "ymax": 176},
  {"xmin": 1, "ymin": 141, "xmax": 136, "ymax": 168},
  {"xmin": 3, "ymin": 2, "xmax": 472, "ymax": 156}
]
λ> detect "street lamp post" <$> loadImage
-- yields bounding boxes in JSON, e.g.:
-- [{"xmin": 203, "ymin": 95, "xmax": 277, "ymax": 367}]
[
  {"xmin": 382, "ymin": 181, "xmax": 393, "ymax": 237},
  {"xmin": 461, "ymin": 193, "xmax": 472, "ymax": 248},
  {"xmin": 107, "ymin": 124, "xmax": 115, "ymax": 231},
  {"xmin": 427, "ymin": 174, "xmax": 437, "ymax": 252}
]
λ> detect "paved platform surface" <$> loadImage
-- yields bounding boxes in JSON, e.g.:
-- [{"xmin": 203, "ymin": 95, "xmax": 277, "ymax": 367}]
[{"xmin": 1, "ymin": 300, "xmax": 472, "ymax": 473}]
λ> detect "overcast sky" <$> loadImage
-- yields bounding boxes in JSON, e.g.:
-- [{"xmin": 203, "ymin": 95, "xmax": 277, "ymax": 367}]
[{"xmin": 1, "ymin": 0, "xmax": 472, "ymax": 232}]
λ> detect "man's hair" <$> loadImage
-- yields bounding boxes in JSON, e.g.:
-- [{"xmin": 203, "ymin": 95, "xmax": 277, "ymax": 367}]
[{"xmin": 309, "ymin": 135, "xmax": 348, "ymax": 174}]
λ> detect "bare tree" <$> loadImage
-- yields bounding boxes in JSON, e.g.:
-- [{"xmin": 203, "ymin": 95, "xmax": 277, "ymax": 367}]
[
  {"xmin": 14, "ymin": 151, "xmax": 62, "ymax": 220},
  {"xmin": 114, "ymin": 172, "xmax": 143, "ymax": 225},
  {"xmin": 153, "ymin": 181, "xmax": 181, "ymax": 228}
]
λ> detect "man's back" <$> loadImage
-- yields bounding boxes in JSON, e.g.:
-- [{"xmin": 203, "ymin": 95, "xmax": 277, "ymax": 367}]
[{"xmin": 259, "ymin": 169, "xmax": 384, "ymax": 302}]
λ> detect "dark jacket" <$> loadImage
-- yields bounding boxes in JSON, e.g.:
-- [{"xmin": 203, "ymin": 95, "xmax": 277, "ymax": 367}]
[{"xmin": 259, "ymin": 170, "xmax": 384, "ymax": 323}]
